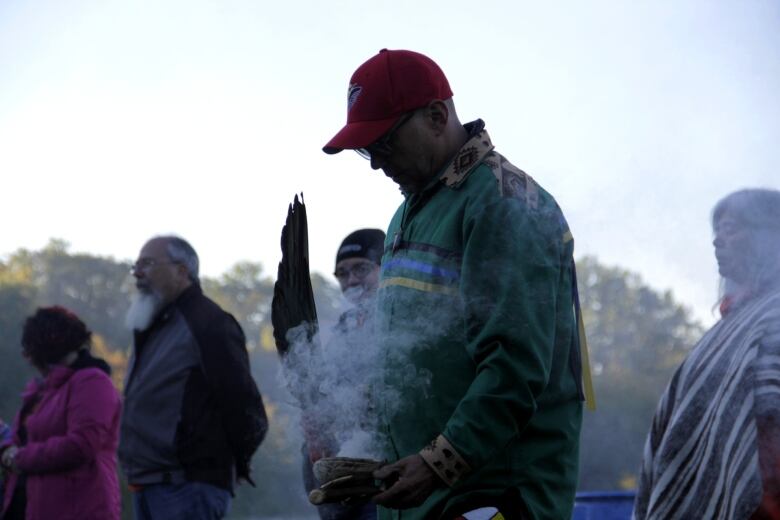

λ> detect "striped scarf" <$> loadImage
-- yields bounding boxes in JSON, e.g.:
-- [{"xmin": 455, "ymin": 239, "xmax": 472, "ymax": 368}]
[{"xmin": 634, "ymin": 288, "xmax": 780, "ymax": 520}]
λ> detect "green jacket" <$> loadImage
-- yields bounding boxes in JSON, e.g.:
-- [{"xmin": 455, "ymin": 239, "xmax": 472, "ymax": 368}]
[{"xmin": 375, "ymin": 121, "xmax": 583, "ymax": 520}]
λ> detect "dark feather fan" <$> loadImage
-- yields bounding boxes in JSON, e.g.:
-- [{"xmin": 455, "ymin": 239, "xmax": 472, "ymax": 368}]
[{"xmin": 271, "ymin": 194, "xmax": 319, "ymax": 357}]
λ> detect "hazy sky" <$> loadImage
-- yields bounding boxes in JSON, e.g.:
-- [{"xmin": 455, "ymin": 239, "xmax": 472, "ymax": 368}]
[{"xmin": 1, "ymin": 0, "xmax": 778, "ymax": 325}]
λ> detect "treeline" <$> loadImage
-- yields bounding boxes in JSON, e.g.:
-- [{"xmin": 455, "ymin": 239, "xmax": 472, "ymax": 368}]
[{"xmin": 0, "ymin": 241, "xmax": 703, "ymax": 517}]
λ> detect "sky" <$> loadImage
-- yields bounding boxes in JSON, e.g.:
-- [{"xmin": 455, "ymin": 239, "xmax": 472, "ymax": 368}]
[{"xmin": 1, "ymin": 0, "xmax": 778, "ymax": 326}]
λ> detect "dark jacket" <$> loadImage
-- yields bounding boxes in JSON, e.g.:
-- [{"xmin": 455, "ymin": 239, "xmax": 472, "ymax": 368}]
[{"xmin": 119, "ymin": 284, "xmax": 268, "ymax": 493}]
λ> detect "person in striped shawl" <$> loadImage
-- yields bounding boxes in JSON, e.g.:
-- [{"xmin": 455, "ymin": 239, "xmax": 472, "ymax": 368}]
[{"xmin": 634, "ymin": 188, "xmax": 780, "ymax": 520}]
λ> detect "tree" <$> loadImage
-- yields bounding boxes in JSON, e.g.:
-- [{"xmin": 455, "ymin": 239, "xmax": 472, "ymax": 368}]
[
  {"xmin": 28, "ymin": 240, "xmax": 135, "ymax": 349},
  {"xmin": 576, "ymin": 256, "xmax": 704, "ymax": 490},
  {"xmin": 0, "ymin": 276, "xmax": 36, "ymax": 422},
  {"xmin": 0, "ymin": 243, "xmax": 700, "ymax": 515}
]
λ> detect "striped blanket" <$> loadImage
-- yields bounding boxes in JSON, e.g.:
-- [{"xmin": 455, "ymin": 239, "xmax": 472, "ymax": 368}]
[{"xmin": 634, "ymin": 288, "xmax": 780, "ymax": 519}]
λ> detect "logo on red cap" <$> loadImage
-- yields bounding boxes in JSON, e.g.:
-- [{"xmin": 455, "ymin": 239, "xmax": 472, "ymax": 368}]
[{"xmin": 347, "ymin": 83, "xmax": 363, "ymax": 112}]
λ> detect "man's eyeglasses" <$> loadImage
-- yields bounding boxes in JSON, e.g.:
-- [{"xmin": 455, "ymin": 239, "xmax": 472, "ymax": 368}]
[
  {"xmin": 355, "ymin": 111, "xmax": 415, "ymax": 160},
  {"xmin": 334, "ymin": 262, "xmax": 376, "ymax": 281},
  {"xmin": 130, "ymin": 258, "xmax": 179, "ymax": 273}
]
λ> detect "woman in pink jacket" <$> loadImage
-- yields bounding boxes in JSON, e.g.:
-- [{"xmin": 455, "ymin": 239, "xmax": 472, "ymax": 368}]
[{"xmin": 0, "ymin": 306, "xmax": 121, "ymax": 520}]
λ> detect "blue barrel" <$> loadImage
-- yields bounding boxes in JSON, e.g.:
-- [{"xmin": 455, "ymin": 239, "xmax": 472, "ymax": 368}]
[{"xmin": 572, "ymin": 491, "xmax": 636, "ymax": 520}]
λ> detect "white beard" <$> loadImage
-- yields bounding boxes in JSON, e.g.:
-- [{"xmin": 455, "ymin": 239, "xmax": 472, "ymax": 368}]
[{"xmin": 125, "ymin": 291, "xmax": 163, "ymax": 331}]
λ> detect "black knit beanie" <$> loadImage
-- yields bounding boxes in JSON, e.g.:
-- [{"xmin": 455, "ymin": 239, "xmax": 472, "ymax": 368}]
[{"xmin": 335, "ymin": 228, "xmax": 386, "ymax": 266}]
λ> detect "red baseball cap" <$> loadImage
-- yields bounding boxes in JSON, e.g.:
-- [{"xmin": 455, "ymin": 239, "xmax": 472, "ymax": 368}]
[{"xmin": 323, "ymin": 49, "xmax": 453, "ymax": 154}]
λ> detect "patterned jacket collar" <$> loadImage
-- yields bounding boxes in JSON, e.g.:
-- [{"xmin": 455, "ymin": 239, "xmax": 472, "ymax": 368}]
[{"xmin": 439, "ymin": 119, "xmax": 494, "ymax": 189}]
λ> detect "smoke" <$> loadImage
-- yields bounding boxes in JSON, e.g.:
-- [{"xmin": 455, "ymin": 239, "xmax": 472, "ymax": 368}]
[
  {"xmin": 278, "ymin": 292, "xmax": 447, "ymax": 460},
  {"xmin": 342, "ymin": 285, "xmax": 368, "ymax": 305},
  {"xmin": 278, "ymin": 300, "xmax": 384, "ymax": 459}
]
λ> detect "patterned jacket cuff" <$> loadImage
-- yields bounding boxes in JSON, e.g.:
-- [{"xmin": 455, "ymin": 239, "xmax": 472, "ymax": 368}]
[{"xmin": 419, "ymin": 434, "xmax": 471, "ymax": 487}]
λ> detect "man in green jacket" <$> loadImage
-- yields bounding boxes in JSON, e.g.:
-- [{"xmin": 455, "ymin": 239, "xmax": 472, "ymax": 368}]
[{"xmin": 322, "ymin": 49, "xmax": 583, "ymax": 520}]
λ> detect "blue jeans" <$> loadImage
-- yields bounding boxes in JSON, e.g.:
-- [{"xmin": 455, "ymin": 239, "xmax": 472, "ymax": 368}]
[{"xmin": 132, "ymin": 482, "xmax": 231, "ymax": 520}]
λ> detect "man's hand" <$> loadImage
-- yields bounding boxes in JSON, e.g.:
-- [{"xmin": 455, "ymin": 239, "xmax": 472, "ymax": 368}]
[{"xmin": 372, "ymin": 454, "xmax": 441, "ymax": 509}]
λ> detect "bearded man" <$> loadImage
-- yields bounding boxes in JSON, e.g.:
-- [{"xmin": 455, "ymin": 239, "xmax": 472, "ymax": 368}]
[{"xmin": 119, "ymin": 235, "xmax": 268, "ymax": 520}]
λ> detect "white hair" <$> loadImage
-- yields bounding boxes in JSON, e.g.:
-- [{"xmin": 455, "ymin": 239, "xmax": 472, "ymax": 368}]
[{"xmin": 152, "ymin": 235, "xmax": 200, "ymax": 282}]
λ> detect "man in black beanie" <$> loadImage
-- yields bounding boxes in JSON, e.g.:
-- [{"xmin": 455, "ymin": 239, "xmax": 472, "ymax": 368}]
[
  {"xmin": 302, "ymin": 228, "xmax": 385, "ymax": 520},
  {"xmin": 333, "ymin": 228, "xmax": 385, "ymax": 306}
]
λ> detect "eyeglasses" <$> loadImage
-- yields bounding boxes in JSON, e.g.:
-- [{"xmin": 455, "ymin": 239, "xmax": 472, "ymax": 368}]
[
  {"xmin": 130, "ymin": 258, "xmax": 179, "ymax": 273},
  {"xmin": 355, "ymin": 111, "xmax": 415, "ymax": 160},
  {"xmin": 334, "ymin": 262, "xmax": 376, "ymax": 281}
]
